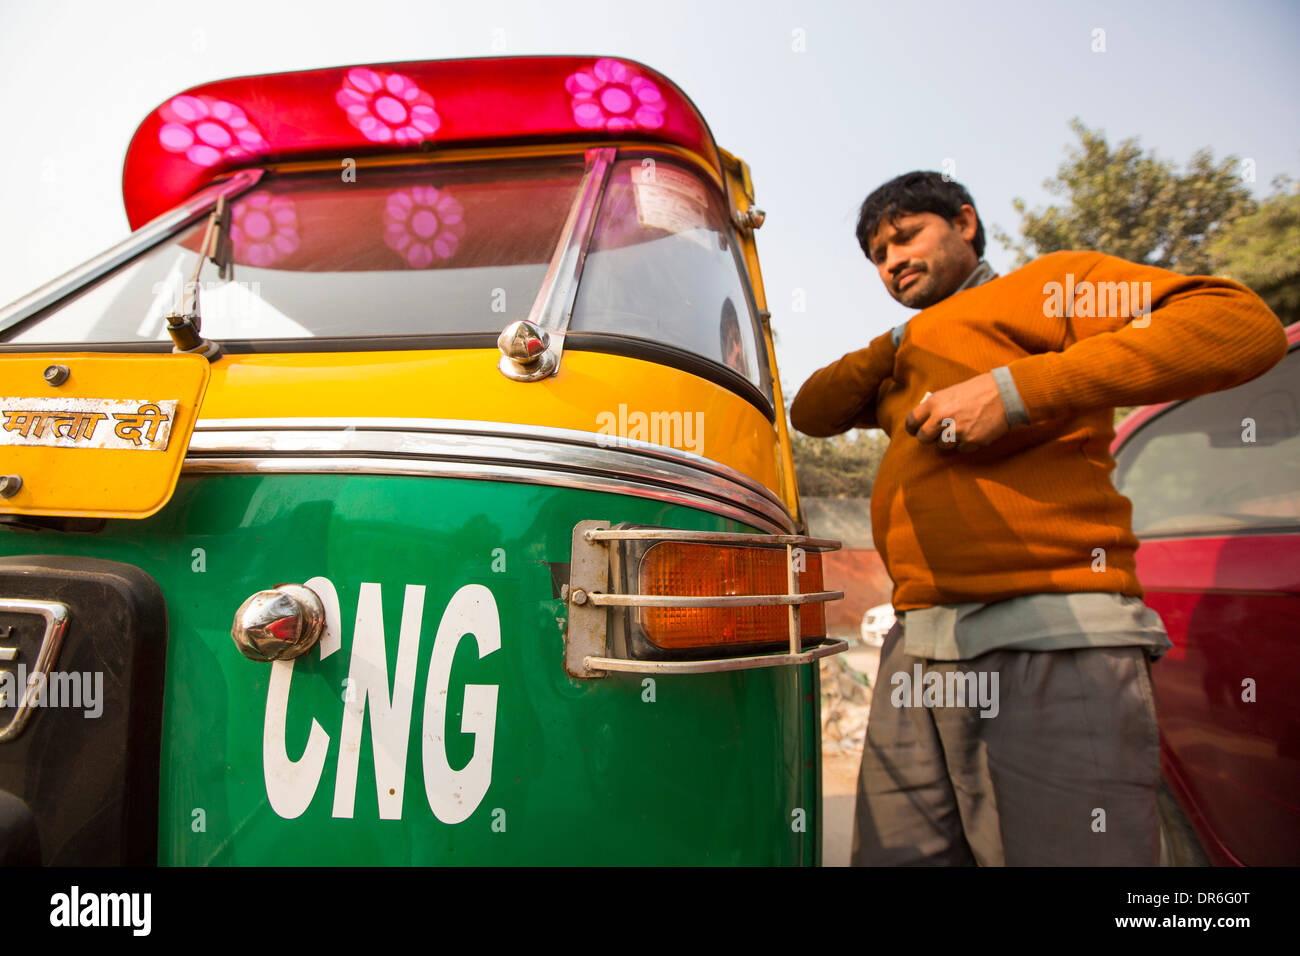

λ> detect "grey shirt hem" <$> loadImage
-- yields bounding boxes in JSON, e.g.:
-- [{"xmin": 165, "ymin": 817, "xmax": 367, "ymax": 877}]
[{"xmin": 900, "ymin": 592, "xmax": 1173, "ymax": 662}]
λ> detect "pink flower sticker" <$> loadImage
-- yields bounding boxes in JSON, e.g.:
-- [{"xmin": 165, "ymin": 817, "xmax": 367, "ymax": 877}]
[
  {"xmin": 565, "ymin": 58, "xmax": 666, "ymax": 131},
  {"xmin": 157, "ymin": 95, "xmax": 267, "ymax": 167},
  {"xmin": 230, "ymin": 192, "xmax": 299, "ymax": 267},
  {"xmin": 336, "ymin": 67, "xmax": 441, "ymax": 145},
  {"xmin": 383, "ymin": 186, "xmax": 464, "ymax": 268}
]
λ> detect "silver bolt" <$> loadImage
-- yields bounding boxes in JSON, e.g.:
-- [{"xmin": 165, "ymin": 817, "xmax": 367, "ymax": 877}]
[
  {"xmin": 0, "ymin": 475, "xmax": 22, "ymax": 498},
  {"xmin": 43, "ymin": 364, "xmax": 70, "ymax": 386},
  {"xmin": 570, "ymin": 588, "xmax": 588, "ymax": 606}
]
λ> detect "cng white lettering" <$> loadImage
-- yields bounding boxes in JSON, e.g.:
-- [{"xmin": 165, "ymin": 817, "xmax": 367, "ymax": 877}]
[
  {"xmin": 263, "ymin": 576, "xmax": 342, "ymax": 819},
  {"xmin": 422, "ymin": 584, "xmax": 500, "ymax": 823},
  {"xmin": 262, "ymin": 579, "xmax": 500, "ymax": 823},
  {"xmin": 333, "ymin": 583, "xmax": 425, "ymax": 820}
]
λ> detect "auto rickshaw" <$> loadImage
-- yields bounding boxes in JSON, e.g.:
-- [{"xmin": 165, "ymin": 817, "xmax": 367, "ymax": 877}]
[{"xmin": 0, "ymin": 55, "xmax": 844, "ymax": 865}]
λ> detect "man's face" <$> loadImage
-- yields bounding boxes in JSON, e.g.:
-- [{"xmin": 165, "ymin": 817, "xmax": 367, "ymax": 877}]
[{"xmin": 867, "ymin": 206, "xmax": 979, "ymax": 309}]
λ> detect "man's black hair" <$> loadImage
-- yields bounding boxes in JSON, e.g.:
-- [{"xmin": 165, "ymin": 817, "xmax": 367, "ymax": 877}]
[{"xmin": 855, "ymin": 171, "xmax": 985, "ymax": 261}]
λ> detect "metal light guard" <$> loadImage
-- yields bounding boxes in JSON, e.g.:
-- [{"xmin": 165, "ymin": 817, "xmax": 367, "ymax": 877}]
[{"xmin": 565, "ymin": 521, "xmax": 847, "ymax": 677}]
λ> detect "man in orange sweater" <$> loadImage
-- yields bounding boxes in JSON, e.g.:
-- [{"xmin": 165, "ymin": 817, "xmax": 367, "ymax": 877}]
[{"xmin": 791, "ymin": 171, "xmax": 1287, "ymax": 865}]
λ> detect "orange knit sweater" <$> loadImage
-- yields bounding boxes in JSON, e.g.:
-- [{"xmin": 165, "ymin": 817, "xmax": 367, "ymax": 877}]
[{"xmin": 790, "ymin": 250, "xmax": 1288, "ymax": 611}]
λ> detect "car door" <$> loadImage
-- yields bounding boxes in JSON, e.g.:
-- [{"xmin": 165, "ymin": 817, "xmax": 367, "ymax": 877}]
[{"xmin": 1113, "ymin": 331, "xmax": 1300, "ymax": 865}]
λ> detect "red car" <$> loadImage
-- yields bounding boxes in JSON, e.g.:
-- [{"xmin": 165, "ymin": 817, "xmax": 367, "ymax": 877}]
[{"xmin": 1112, "ymin": 320, "xmax": 1300, "ymax": 866}]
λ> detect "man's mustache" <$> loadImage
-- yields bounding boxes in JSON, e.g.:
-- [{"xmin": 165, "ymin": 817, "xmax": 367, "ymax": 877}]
[{"xmin": 893, "ymin": 266, "xmax": 926, "ymax": 290}]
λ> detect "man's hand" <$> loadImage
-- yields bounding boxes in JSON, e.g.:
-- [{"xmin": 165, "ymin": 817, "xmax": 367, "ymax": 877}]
[{"xmin": 905, "ymin": 372, "xmax": 1010, "ymax": 453}]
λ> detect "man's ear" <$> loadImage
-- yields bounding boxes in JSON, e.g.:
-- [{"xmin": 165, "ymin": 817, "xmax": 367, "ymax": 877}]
[{"xmin": 954, "ymin": 204, "xmax": 979, "ymax": 244}]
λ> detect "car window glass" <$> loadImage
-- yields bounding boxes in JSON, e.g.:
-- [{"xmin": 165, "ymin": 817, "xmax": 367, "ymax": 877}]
[{"xmin": 1115, "ymin": 345, "xmax": 1300, "ymax": 535}]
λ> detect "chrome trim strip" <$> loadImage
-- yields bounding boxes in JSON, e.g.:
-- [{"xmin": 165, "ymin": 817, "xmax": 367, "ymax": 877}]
[
  {"xmin": 525, "ymin": 146, "xmax": 616, "ymax": 370},
  {"xmin": 585, "ymin": 528, "xmax": 839, "ymax": 550},
  {"xmin": 0, "ymin": 170, "xmax": 265, "ymax": 336},
  {"xmin": 584, "ymin": 639, "xmax": 848, "ymax": 675},
  {"xmin": 0, "ymin": 599, "xmax": 70, "ymax": 743},
  {"xmin": 192, "ymin": 416, "xmax": 791, "ymax": 515},
  {"xmin": 185, "ymin": 426, "xmax": 789, "ymax": 529},
  {"xmin": 586, "ymin": 589, "xmax": 842, "ymax": 608},
  {"xmin": 181, "ymin": 456, "xmax": 792, "ymax": 534}
]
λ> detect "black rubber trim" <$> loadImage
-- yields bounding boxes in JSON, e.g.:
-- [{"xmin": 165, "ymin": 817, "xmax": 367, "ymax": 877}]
[
  {"xmin": 0, "ymin": 332, "xmax": 500, "ymax": 354},
  {"xmin": 0, "ymin": 333, "xmax": 777, "ymax": 420},
  {"xmin": 562, "ymin": 332, "xmax": 776, "ymax": 421}
]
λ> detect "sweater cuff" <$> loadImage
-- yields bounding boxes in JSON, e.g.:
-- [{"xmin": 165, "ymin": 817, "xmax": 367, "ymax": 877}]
[
  {"xmin": 1003, "ymin": 352, "xmax": 1065, "ymax": 424},
  {"xmin": 991, "ymin": 366, "xmax": 1030, "ymax": 427}
]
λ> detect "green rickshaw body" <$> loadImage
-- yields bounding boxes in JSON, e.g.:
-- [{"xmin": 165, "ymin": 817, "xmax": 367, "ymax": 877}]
[{"xmin": 119, "ymin": 476, "xmax": 819, "ymax": 865}]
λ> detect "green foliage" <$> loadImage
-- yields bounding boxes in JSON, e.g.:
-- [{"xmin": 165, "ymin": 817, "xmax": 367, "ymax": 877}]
[
  {"xmin": 1210, "ymin": 180, "xmax": 1300, "ymax": 326},
  {"xmin": 788, "ymin": 427, "xmax": 887, "ymax": 498},
  {"xmin": 993, "ymin": 118, "xmax": 1257, "ymax": 275}
]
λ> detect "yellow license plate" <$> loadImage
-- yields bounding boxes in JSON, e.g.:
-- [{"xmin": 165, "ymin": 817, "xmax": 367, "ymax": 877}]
[{"xmin": 0, "ymin": 353, "xmax": 210, "ymax": 518}]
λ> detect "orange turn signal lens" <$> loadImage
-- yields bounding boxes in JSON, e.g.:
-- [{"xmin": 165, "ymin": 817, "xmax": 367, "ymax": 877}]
[{"xmin": 637, "ymin": 543, "xmax": 826, "ymax": 650}]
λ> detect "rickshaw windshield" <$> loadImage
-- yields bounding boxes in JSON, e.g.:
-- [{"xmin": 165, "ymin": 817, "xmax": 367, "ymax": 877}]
[
  {"xmin": 4, "ymin": 159, "xmax": 586, "ymax": 343},
  {"xmin": 570, "ymin": 158, "xmax": 771, "ymax": 395},
  {"xmin": 4, "ymin": 153, "xmax": 773, "ymax": 403}
]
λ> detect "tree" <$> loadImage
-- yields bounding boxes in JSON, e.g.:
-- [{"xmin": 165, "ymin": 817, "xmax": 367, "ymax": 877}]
[
  {"xmin": 1210, "ymin": 179, "xmax": 1300, "ymax": 327},
  {"xmin": 788, "ymin": 427, "xmax": 887, "ymax": 498},
  {"xmin": 994, "ymin": 118, "xmax": 1257, "ymax": 275}
]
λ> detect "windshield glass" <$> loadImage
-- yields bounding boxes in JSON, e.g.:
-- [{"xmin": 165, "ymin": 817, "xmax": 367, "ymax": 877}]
[
  {"xmin": 570, "ymin": 157, "xmax": 770, "ymax": 395},
  {"xmin": 4, "ymin": 159, "xmax": 585, "ymax": 343}
]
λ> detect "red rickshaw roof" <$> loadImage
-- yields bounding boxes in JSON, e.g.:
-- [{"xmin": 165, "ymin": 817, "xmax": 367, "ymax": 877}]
[{"xmin": 122, "ymin": 55, "xmax": 724, "ymax": 230}]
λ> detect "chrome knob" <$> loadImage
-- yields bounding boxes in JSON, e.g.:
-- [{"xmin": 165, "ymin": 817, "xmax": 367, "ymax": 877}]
[
  {"xmin": 231, "ymin": 584, "xmax": 325, "ymax": 662},
  {"xmin": 497, "ymin": 319, "xmax": 558, "ymax": 381},
  {"xmin": 735, "ymin": 207, "xmax": 765, "ymax": 230},
  {"xmin": 498, "ymin": 319, "xmax": 550, "ymax": 362},
  {"xmin": 0, "ymin": 475, "xmax": 22, "ymax": 499}
]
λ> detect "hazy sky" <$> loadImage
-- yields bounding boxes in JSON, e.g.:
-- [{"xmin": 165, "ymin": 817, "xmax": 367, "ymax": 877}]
[{"xmin": 2, "ymin": 0, "xmax": 1297, "ymax": 391}]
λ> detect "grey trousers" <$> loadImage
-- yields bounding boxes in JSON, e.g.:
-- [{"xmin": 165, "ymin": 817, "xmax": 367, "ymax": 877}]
[{"xmin": 851, "ymin": 622, "xmax": 1162, "ymax": 866}]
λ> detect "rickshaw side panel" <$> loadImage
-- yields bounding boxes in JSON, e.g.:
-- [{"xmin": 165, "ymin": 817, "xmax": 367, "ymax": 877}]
[{"xmin": 0, "ymin": 474, "xmax": 820, "ymax": 865}]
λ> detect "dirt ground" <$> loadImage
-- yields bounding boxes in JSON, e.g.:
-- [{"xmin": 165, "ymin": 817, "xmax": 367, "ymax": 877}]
[{"xmin": 821, "ymin": 644, "xmax": 879, "ymax": 867}]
